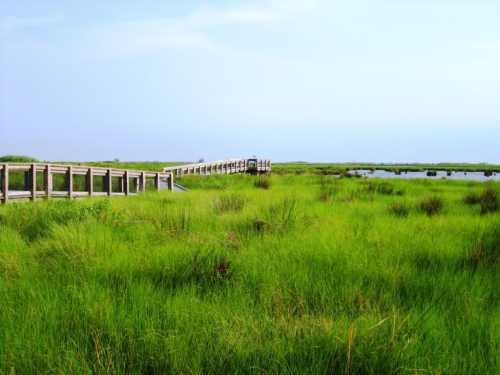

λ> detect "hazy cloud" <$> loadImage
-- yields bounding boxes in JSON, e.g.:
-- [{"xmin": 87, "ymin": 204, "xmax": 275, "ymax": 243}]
[
  {"xmin": 478, "ymin": 42, "xmax": 500, "ymax": 51},
  {"xmin": 84, "ymin": 0, "xmax": 319, "ymax": 57},
  {"xmin": 87, "ymin": 21, "xmax": 213, "ymax": 58},
  {"xmin": 0, "ymin": 15, "xmax": 62, "ymax": 34}
]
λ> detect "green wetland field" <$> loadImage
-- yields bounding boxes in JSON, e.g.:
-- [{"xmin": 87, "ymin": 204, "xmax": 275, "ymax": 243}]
[{"xmin": 0, "ymin": 169, "xmax": 499, "ymax": 374}]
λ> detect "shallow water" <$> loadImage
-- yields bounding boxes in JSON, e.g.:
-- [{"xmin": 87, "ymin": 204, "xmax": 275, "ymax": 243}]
[{"xmin": 348, "ymin": 169, "xmax": 500, "ymax": 182}]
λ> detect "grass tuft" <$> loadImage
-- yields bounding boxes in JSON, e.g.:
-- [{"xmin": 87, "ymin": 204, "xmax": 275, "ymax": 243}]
[
  {"xmin": 389, "ymin": 201, "xmax": 410, "ymax": 217},
  {"xmin": 266, "ymin": 197, "xmax": 298, "ymax": 232},
  {"xmin": 213, "ymin": 193, "xmax": 246, "ymax": 214},
  {"xmin": 318, "ymin": 177, "xmax": 338, "ymax": 202},
  {"xmin": 479, "ymin": 188, "xmax": 499, "ymax": 215},
  {"xmin": 254, "ymin": 176, "xmax": 271, "ymax": 189},
  {"xmin": 366, "ymin": 181, "xmax": 403, "ymax": 195},
  {"xmin": 463, "ymin": 191, "xmax": 481, "ymax": 205},
  {"xmin": 468, "ymin": 223, "xmax": 500, "ymax": 267},
  {"xmin": 418, "ymin": 196, "xmax": 444, "ymax": 216}
]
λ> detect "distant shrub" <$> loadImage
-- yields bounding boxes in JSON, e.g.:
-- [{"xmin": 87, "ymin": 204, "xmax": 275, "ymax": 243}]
[
  {"xmin": 426, "ymin": 171, "xmax": 437, "ymax": 177},
  {"xmin": 484, "ymin": 170, "xmax": 493, "ymax": 177},
  {"xmin": 213, "ymin": 194, "xmax": 246, "ymax": 214},
  {"xmin": 0, "ymin": 155, "xmax": 38, "ymax": 163},
  {"xmin": 463, "ymin": 191, "xmax": 481, "ymax": 205},
  {"xmin": 389, "ymin": 202, "xmax": 410, "ymax": 217},
  {"xmin": 254, "ymin": 177, "xmax": 271, "ymax": 189},
  {"xmin": 418, "ymin": 196, "xmax": 443, "ymax": 216},
  {"xmin": 479, "ymin": 188, "xmax": 498, "ymax": 215}
]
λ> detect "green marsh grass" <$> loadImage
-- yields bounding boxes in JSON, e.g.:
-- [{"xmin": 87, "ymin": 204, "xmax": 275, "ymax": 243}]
[{"xmin": 0, "ymin": 174, "xmax": 498, "ymax": 374}]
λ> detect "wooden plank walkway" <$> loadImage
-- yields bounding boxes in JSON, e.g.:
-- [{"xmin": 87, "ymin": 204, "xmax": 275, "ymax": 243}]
[{"xmin": 164, "ymin": 158, "xmax": 271, "ymax": 177}]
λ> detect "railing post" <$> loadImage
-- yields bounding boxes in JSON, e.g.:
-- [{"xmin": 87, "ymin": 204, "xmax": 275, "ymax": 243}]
[
  {"xmin": 31, "ymin": 164, "xmax": 37, "ymax": 201},
  {"xmin": 124, "ymin": 171, "xmax": 129, "ymax": 195},
  {"xmin": 107, "ymin": 169, "xmax": 112, "ymax": 196},
  {"xmin": 68, "ymin": 166, "xmax": 73, "ymax": 199},
  {"xmin": 168, "ymin": 173, "xmax": 174, "ymax": 191},
  {"xmin": 45, "ymin": 165, "xmax": 52, "ymax": 199},
  {"xmin": 2, "ymin": 164, "xmax": 8, "ymax": 204},
  {"xmin": 88, "ymin": 168, "xmax": 94, "ymax": 196},
  {"xmin": 156, "ymin": 172, "xmax": 160, "ymax": 192},
  {"xmin": 141, "ymin": 172, "xmax": 146, "ymax": 193}
]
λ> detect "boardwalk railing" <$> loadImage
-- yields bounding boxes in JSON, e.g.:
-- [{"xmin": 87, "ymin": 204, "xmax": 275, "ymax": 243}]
[
  {"xmin": 1, "ymin": 163, "xmax": 173, "ymax": 204},
  {"xmin": 164, "ymin": 159, "xmax": 271, "ymax": 177}
]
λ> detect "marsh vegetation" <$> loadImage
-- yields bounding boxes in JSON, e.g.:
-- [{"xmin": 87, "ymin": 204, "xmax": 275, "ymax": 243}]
[{"xmin": 0, "ymin": 171, "xmax": 498, "ymax": 374}]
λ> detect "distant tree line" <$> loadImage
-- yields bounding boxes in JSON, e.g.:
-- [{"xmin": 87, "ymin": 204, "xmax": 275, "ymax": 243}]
[{"xmin": 0, "ymin": 155, "xmax": 38, "ymax": 162}]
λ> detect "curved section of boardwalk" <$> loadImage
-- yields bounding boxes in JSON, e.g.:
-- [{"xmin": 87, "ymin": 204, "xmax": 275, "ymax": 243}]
[
  {"xmin": 164, "ymin": 159, "xmax": 271, "ymax": 177},
  {"xmin": 0, "ymin": 163, "xmax": 173, "ymax": 203}
]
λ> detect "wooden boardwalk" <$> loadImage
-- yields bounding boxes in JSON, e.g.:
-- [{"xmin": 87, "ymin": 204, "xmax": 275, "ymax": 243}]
[
  {"xmin": 0, "ymin": 163, "xmax": 173, "ymax": 203},
  {"xmin": 164, "ymin": 159, "xmax": 271, "ymax": 177},
  {"xmin": 1, "ymin": 159, "xmax": 271, "ymax": 203}
]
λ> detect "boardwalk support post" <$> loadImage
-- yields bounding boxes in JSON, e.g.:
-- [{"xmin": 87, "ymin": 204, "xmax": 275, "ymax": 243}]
[
  {"xmin": 31, "ymin": 164, "xmax": 37, "ymax": 201},
  {"xmin": 141, "ymin": 172, "xmax": 146, "ymax": 193},
  {"xmin": 156, "ymin": 172, "xmax": 160, "ymax": 192},
  {"xmin": 68, "ymin": 166, "xmax": 73, "ymax": 199},
  {"xmin": 124, "ymin": 171, "xmax": 129, "ymax": 196},
  {"xmin": 2, "ymin": 164, "xmax": 8, "ymax": 204},
  {"xmin": 168, "ymin": 173, "xmax": 174, "ymax": 191},
  {"xmin": 107, "ymin": 169, "xmax": 112, "ymax": 196},
  {"xmin": 45, "ymin": 165, "xmax": 52, "ymax": 199},
  {"xmin": 88, "ymin": 168, "xmax": 94, "ymax": 197}
]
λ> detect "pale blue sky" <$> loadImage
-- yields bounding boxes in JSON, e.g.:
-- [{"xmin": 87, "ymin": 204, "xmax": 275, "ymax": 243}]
[{"xmin": 1, "ymin": 0, "xmax": 499, "ymax": 162}]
